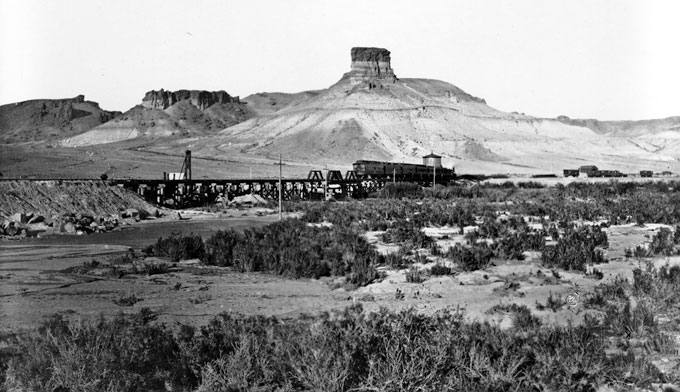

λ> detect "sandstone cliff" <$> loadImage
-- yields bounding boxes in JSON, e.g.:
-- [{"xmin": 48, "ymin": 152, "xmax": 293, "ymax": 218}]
[
  {"xmin": 346, "ymin": 47, "xmax": 397, "ymax": 85},
  {"xmin": 0, "ymin": 95, "xmax": 121, "ymax": 143},
  {"xmin": 141, "ymin": 89, "xmax": 240, "ymax": 110},
  {"xmin": 61, "ymin": 89, "xmax": 251, "ymax": 147}
]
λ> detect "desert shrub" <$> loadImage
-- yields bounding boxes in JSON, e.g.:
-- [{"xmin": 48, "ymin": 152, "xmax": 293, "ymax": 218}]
[
  {"xmin": 383, "ymin": 251, "xmax": 407, "ymax": 269},
  {"xmin": 517, "ymin": 181, "xmax": 546, "ymax": 189},
  {"xmin": 203, "ymin": 229, "xmax": 242, "ymax": 266},
  {"xmin": 405, "ymin": 265, "xmax": 426, "ymax": 283},
  {"xmin": 585, "ymin": 276, "xmax": 628, "ymax": 310},
  {"xmin": 200, "ymin": 218, "xmax": 380, "ymax": 286},
  {"xmin": 632, "ymin": 267, "xmax": 655, "ymax": 296},
  {"xmin": 137, "ymin": 262, "xmax": 170, "ymax": 276},
  {"xmin": 377, "ymin": 182, "xmax": 423, "ymax": 199},
  {"xmin": 114, "ymin": 293, "xmax": 142, "ymax": 306},
  {"xmin": 381, "ymin": 220, "xmax": 432, "ymax": 248},
  {"xmin": 630, "ymin": 264, "xmax": 680, "ymax": 308},
  {"xmin": 541, "ymin": 225, "xmax": 608, "ymax": 271},
  {"xmin": 604, "ymin": 300, "xmax": 658, "ymax": 337},
  {"xmin": 294, "ymin": 199, "xmax": 479, "ymax": 229},
  {"xmin": 511, "ymin": 304, "xmax": 543, "ymax": 329},
  {"xmin": 6, "ymin": 305, "xmax": 676, "ymax": 392},
  {"xmin": 486, "ymin": 302, "xmax": 527, "ymax": 314},
  {"xmin": 492, "ymin": 232, "xmax": 543, "ymax": 260},
  {"xmin": 110, "ymin": 249, "xmax": 138, "ymax": 265},
  {"xmin": 4, "ymin": 309, "xmax": 192, "ymax": 392},
  {"xmin": 429, "ymin": 263, "xmax": 452, "ymax": 276},
  {"xmin": 587, "ymin": 267, "xmax": 604, "ymax": 280},
  {"xmin": 650, "ymin": 227, "xmax": 676, "ymax": 256},
  {"xmin": 535, "ymin": 292, "xmax": 563, "ymax": 312},
  {"xmin": 149, "ymin": 231, "xmax": 205, "ymax": 262},
  {"xmin": 444, "ymin": 243, "xmax": 494, "ymax": 271},
  {"xmin": 429, "ymin": 241, "xmax": 441, "ymax": 256}
]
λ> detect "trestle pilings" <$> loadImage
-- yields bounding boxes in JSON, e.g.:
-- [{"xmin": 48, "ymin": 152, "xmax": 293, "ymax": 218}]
[
  {"xmin": 115, "ymin": 178, "xmax": 373, "ymax": 208},
  {"xmin": 115, "ymin": 174, "xmax": 449, "ymax": 208}
]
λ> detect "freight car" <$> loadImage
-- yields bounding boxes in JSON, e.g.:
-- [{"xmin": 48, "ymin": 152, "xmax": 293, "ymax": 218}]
[
  {"xmin": 563, "ymin": 167, "xmax": 626, "ymax": 178},
  {"xmin": 640, "ymin": 170, "xmax": 653, "ymax": 178},
  {"xmin": 352, "ymin": 160, "xmax": 456, "ymax": 183}
]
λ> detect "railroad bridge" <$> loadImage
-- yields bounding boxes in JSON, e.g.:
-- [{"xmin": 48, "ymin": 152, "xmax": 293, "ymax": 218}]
[
  {"xmin": 111, "ymin": 169, "xmax": 390, "ymax": 208},
  {"xmin": 108, "ymin": 150, "xmax": 444, "ymax": 207}
]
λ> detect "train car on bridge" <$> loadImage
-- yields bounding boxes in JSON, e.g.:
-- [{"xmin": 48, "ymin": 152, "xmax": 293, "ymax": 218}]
[{"xmin": 352, "ymin": 153, "xmax": 456, "ymax": 184}]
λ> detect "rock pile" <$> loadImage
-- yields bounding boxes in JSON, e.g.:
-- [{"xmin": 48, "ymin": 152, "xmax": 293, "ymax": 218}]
[{"xmin": 0, "ymin": 208, "xmax": 155, "ymax": 238}]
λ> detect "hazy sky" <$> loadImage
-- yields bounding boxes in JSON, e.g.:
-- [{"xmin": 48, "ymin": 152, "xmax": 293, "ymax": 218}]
[{"xmin": 1, "ymin": 0, "xmax": 678, "ymax": 120}]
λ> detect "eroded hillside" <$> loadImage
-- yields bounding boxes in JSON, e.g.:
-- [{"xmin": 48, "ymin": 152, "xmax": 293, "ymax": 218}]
[{"xmin": 0, "ymin": 95, "xmax": 121, "ymax": 143}]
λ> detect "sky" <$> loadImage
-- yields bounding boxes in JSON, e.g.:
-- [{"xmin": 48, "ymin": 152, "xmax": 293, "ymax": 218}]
[{"xmin": 1, "ymin": 0, "xmax": 678, "ymax": 121}]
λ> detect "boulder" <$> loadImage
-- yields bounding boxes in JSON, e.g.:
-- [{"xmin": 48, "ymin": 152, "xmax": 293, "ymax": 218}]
[
  {"xmin": 61, "ymin": 221, "xmax": 77, "ymax": 234},
  {"xmin": 120, "ymin": 208, "xmax": 139, "ymax": 219},
  {"xmin": 10, "ymin": 212, "xmax": 26, "ymax": 224},
  {"xmin": 27, "ymin": 214, "xmax": 45, "ymax": 224},
  {"xmin": 5, "ymin": 223, "xmax": 19, "ymax": 236},
  {"xmin": 77, "ymin": 215, "xmax": 94, "ymax": 227}
]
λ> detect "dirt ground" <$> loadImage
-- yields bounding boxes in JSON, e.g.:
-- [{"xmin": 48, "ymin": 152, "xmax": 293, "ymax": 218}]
[{"xmin": 1, "ymin": 211, "xmax": 673, "ymax": 336}]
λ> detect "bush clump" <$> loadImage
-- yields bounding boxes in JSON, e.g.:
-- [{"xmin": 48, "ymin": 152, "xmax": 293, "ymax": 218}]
[
  {"xmin": 541, "ymin": 225, "xmax": 608, "ymax": 271},
  {"xmin": 145, "ymin": 232, "xmax": 205, "ymax": 262},
  {"xmin": 202, "ymin": 219, "xmax": 381, "ymax": 286},
  {"xmin": 444, "ymin": 243, "xmax": 494, "ymax": 271},
  {"xmin": 5, "ymin": 305, "xmax": 670, "ymax": 392}
]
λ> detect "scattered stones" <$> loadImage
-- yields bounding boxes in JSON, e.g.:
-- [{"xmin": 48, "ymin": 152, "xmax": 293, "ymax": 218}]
[{"xmin": 1, "ymin": 210, "xmax": 132, "ymax": 237}]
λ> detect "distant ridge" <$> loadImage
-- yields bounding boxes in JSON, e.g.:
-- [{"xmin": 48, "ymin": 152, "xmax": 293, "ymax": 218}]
[
  {"xmin": 1, "ymin": 47, "xmax": 679, "ymax": 175},
  {"xmin": 60, "ymin": 89, "xmax": 252, "ymax": 147},
  {"xmin": 0, "ymin": 95, "xmax": 121, "ymax": 143},
  {"xmin": 175, "ymin": 46, "xmax": 680, "ymax": 173}
]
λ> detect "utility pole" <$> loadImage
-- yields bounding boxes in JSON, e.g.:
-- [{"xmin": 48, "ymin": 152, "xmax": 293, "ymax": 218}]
[
  {"xmin": 278, "ymin": 154, "xmax": 282, "ymax": 221},
  {"xmin": 433, "ymin": 164, "xmax": 436, "ymax": 189},
  {"xmin": 323, "ymin": 164, "xmax": 328, "ymax": 201}
]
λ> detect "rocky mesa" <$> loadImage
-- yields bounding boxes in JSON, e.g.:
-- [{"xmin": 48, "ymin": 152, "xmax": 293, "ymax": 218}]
[
  {"xmin": 141, "ymin": 89, "xmax": 241, "ymax": 111},
  {"xmin": 0, "ymin": 95, "xmax": 121, "ymax": 143},
  {"xmin": 346, "ymin": 47, "xmax": 398, "ymax": 85},
  {"xmin": 175, "ymin": 46, "xmax": 680, "ymax": 174},
  {"xmin": 60, "ymin": 89, "xmax": 252, "ymax": 147}
]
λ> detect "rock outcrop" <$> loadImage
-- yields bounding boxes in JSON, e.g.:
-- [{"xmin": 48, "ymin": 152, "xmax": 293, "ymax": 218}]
[
  {"xmin": 61, "ymin": 88, "xmax": 252, "ymax": 146},
  {"xmin": 346, "ymin": 47, "xmax": 397, "ymax": 85},
  {"xmin": 0, "ymin": 95, "xmax": 121, "ymax": 143},
  {"xmin": 141, "ymin": 89, "xmax": 240, "ymax": 110}
]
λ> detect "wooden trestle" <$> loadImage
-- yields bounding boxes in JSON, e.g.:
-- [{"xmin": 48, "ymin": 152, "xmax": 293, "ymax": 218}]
[{"xmin": 111, "ymin": 173, "xmax": 389, "ymax": 208}]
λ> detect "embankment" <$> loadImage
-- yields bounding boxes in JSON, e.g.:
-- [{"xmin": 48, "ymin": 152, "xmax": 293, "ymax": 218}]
[{"xmin": 0, "ymin": 180, "xmax": 159, "ymax": 221}]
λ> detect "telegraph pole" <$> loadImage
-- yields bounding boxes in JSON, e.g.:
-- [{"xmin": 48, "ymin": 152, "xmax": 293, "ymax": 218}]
[
  {"xmin": 278, "ymin": 154, "xmax": 282, "ymax": 221},
  {"xmin": 433, "ymin": 164, "xmax": 436, "ymax": 188}
]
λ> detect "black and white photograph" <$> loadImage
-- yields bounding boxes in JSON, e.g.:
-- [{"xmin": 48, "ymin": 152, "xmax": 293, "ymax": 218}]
[{"xmin": 1, "ymin": 1, "xmax": 680, "ymax": 390}]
